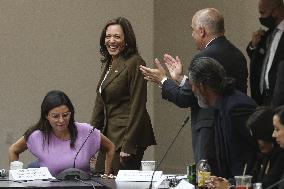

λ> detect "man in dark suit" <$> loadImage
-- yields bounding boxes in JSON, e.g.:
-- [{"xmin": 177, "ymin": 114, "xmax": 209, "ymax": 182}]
[
  {"xmin": 140, "ymin": 8, "xmax": 248, "ymax": 176},
  {"xmin": 187, "ymin": 57, "xmax": 257, "ymax": 179},
  {"xmin": 247, "ymin": 0, "xmax": 284, "ymax": 107},
  {"xmin": 273, "ymin": 60, "xmax": 284, "ymax": 107}
]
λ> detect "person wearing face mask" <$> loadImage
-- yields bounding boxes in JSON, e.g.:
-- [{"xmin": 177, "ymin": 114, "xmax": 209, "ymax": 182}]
[
  {"xmin": 90, "ymin": 17, "xmax": 156, "ymax": 175},
  {"xmin": 247, "ymin": 0, "xmax": 284, "ymax": 107}
]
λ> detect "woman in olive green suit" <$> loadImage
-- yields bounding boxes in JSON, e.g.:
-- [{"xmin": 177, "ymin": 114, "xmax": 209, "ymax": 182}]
[{"xmin": 91, "ymin": 17, "xmax": 156, "ymax": 175}]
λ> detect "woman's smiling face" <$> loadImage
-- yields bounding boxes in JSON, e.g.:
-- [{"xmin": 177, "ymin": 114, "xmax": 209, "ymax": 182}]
[
  {"xmin": 105, "ymin": 24, "xmax": 125, "ymax": 59},
  {"xmin": 47, "ymin": 105, "xmax": 71, "ymax": 135}
]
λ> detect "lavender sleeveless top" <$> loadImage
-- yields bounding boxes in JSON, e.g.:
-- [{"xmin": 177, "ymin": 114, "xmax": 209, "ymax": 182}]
[{"xmin": 26, "ymin": 122, "xmax": 101, "ymax": 176}]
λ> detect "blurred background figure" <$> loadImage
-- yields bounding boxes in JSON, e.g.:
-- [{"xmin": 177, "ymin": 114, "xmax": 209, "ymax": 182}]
[
  {"xmin": 247, "ymin": 0, "xmax": 284, "ymax": 107},
  {"xmin": 91, "ymin": 17, "xmax": 156, "ymax": 175},
  {"xmin": 273, "ymin": 105, "xmax": 284, "ymax": 189},
  {"xmin": 207, "ymin": 106, "xmax": 284, "ymax": 189},
  {"xmin": 248, "ymin": 107, "xmax": 284, "ymax": 188}
]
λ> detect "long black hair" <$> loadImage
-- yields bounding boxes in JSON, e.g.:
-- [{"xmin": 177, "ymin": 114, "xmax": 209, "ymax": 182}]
[
  {"xmin": 24, "ymin": 90, "xmax": 78, "ymax": 148},
  {"xmin": 274, "ymin": 105, "xmax": 284, "ymax": 126},
  {"xmin": 99, "ymin": 17, "xmax": 138, "ymax": 63},
  {"xmin": 247, "ymin": 106, "xmax": 275, "ymax": 142}
]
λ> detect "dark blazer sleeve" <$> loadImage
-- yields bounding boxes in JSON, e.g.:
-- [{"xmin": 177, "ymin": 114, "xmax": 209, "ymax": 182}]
[
  {"xmin": 161, "ymin": 78, "xmax": 197, "ymax": 108},
  {"xmin": 272, "ymin": 60, "xmax": 284, "ymax": 107},
  {"xmin": 262, "ymin": 148, "xmax": 284, "ymax": 189},
  {"xmin": 246, "ymin": 31, "xmax": 271, "ymax": 104},
  {"xmin": 228, "ymin": 103, "xmax": 257, "ymax": 176},
  {"xmin": 279, "ymin": 172, "xmax": 284, "ymax": 189},
  {"xmin": 246, "ymin": 41, "xmax": 255, "ymax": 58}
]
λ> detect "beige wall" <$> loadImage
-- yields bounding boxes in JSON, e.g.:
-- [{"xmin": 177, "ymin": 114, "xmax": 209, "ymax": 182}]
[
  {"xmin": 0, "ymin": 0, "xmax": 259, "ymax": 174},
  {"xmin": 0, "ymin": 0, "xmax": 154, "ymax": 169}
]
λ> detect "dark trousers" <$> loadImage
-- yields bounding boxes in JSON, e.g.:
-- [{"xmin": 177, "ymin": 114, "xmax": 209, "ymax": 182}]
[{"xmin": 95, "ymin": 147, "xmax": 146, "ymax": 175}]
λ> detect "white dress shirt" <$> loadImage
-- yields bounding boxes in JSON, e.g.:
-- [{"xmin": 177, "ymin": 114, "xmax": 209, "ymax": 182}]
[{"xmin": 264, "ymin": 20, "xmax": 284, "ymax": 89}]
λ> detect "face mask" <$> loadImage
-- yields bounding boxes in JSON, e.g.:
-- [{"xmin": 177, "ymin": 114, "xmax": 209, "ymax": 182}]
[{"xmin": 259, "ymin": 15, "xmax": 276, "ymax": 29}]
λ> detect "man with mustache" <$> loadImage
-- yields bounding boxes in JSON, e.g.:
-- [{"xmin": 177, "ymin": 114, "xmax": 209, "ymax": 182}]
[{"xmin": 187, "ymin": 57, "xmax": 257, "ymax": 179}]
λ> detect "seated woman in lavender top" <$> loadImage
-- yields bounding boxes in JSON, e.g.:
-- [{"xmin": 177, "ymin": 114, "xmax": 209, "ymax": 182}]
[{"xmin": 8, "ymin": 90, "xmax": 115, "ymax": 176}]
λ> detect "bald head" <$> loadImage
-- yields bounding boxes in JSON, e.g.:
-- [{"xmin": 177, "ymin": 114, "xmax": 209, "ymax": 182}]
[{"xmin": 193, "ymin": 8, "xmax": 225, "ymax": 36}]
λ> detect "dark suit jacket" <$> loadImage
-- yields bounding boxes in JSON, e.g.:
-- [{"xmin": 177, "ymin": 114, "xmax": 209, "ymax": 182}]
[
  {"xmin": 272, "ymin": 60, "xmax": 284, "ymax": 107},
  {"xmin": 252, "ymin": 146, "xmax": 284, "ymax": 189},
  {"xmin": 280, "ymin": 172, "xmax": 284, "ymax": 189},
  {"xmin": 91, "ymin": 54, "xmax": 156, "ymax": 155},
  {"xmin": 247, "ymin": 29, "xmax": 284, "ymax": 106},
  {"xmin": 214, "ymin": 90, "xmax": 257, "ymax": 178},
  {"xmin": 162, "ymin": 36, "xmax": 248, "ymax": 176}
]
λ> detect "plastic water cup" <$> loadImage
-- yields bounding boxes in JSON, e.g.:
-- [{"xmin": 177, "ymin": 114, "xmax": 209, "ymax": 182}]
[
  {"xmin": 10, "ymin": 161, "xmax": 23, "ymax": 170},
  {"xmin": 235, "ymin": 175, "xmax": 252, "ymax": 189},
  {"xmin": 141, "ymin": 161, "xmax": 155, "ymax": 171}
]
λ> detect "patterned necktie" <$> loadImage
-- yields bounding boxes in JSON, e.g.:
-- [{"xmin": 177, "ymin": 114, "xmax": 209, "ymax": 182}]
[{"xmin": 259, "ymin": 28, "xmax": 279, "ymax": 94}]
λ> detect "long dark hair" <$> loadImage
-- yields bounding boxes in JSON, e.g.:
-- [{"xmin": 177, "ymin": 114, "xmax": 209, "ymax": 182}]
[
  {"xmin": 24, "ymin": 90, "xmax": 78, "ymax": 148},
  {"xmin": 99, "ymin": 17, "xmax": 138, "ymax": 63},
  {"xmin": 274, "ymin": 105, "xmax": 284, "ymax": 126},
  {"xmin": 247, "ymin": 106, "xmax": 275, "ymax": 142}
]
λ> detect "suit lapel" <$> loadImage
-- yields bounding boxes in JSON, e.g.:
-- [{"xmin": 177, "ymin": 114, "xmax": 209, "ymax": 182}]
[
  {"xmin": 96, "ymin": 63, "xmax": 109, "ymax": 92},
  {"xmin": 271, "ymin": 32, "xmax": 284, "ymax": 68},
  {"xmin": 100, "ymin": 56, "xmax": 126, "ymax": 92}
]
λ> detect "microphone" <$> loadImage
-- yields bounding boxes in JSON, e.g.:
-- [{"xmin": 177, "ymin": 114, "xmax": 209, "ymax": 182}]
[
  {"xmin": 265, "ymin": 177, "xmax": 284, "ymax": 189},
  {"xmin": 73, "ymin": 127, "xmax": 95, "ymax": 168},
  {"xmin": 56, "ymin": 127, "xmax": 95, "ymax": 180},
  {"xmin": 149, "ymin": 115, "xmax": 190, "ymax": 189}
]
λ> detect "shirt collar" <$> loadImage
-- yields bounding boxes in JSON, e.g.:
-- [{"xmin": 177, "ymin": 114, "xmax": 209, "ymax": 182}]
[
  {"xmin": 205, "ymin": 36, "xmax": 223, "ymax": 48},
  {"xmin": 276, "ymin": 19, "xmax": 284, "ymax": 31}
]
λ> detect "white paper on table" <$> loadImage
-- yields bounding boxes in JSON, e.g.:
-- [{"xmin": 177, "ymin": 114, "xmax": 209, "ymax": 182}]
[
  {"xmin": 175, "ymin": 179, "xmax": 195, "ymax": 189},
  {"xmin": 153, "ymin": 174, "xmax": 167, "ymax": 188},
  {"xmin": 115, "ymin": 170, "xmax": 163, "ymax": 182},
  {"xmin": 9, "ymin": 167, "xmax": 53, "ymax": 181}
]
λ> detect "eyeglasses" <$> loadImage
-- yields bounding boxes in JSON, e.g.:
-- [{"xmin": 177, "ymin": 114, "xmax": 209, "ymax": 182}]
[{"xmin": 48, "ymin": 111, "xmax": 71, "ymax": 121}]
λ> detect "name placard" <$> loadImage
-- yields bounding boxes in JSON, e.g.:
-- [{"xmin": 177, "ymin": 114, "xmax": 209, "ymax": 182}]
[
  {"xmin": 9, "ymin": 167, "xmax": 53, "ymax": 181},
  {"xmin": 115, "ymin": 170, "xmax": 163, "ymax": 182}
]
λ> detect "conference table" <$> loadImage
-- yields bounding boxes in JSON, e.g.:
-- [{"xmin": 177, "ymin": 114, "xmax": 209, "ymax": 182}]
[{"xmin": 0, "ymin": 177, "xmax": 164, "ymax": 189}]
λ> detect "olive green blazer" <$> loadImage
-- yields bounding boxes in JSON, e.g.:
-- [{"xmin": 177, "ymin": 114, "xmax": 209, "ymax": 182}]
[{"xmin": 91, "ymin": 54, "xmax": 156, "ymax": 155}]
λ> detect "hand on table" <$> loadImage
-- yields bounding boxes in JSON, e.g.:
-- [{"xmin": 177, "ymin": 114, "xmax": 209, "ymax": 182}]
[{"xmin": 206, "ymin": 176, "xmax": 230, "ymax": 189}]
